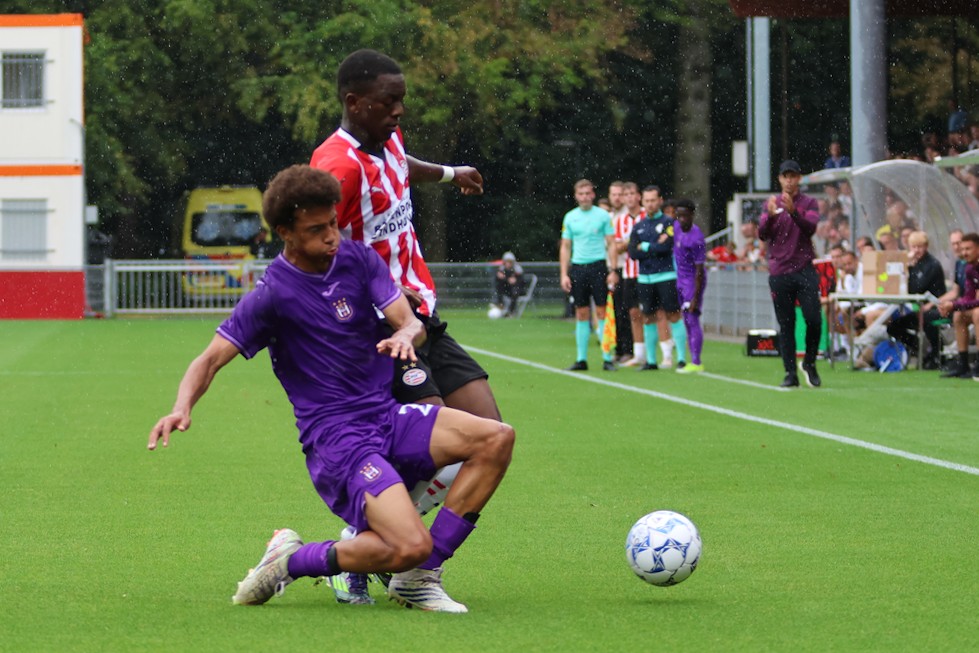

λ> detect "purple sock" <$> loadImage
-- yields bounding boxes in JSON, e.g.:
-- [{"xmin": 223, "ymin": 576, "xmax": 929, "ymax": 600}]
[
  {"xmin": 286, "ymin": 541, "xmax": 337, "ymax": 579},
  {"xmin": 684, "ymin": 312, "xmax": 703, "ymax": 365},
  {"xmin": 420, "ymin": 508, "xmax": 475, "ymax": 570}
]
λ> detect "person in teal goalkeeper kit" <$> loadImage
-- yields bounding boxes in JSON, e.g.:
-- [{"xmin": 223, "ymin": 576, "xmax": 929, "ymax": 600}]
[{"xmin": 559, "ymin": 178, "xmax": 617, "ymax": 371}]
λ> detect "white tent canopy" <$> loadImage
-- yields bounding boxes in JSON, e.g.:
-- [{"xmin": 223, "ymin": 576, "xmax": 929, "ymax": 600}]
[{"xmin": 804, "ymin": 159, "xmax": 979, "ymax": 274}]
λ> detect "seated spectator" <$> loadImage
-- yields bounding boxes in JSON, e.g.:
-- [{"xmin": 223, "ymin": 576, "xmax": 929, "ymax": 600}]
[
  {"xmin": 855, "ymin": 236, "xmax": 875, "ymax": 255},
  {"xmin": 899, "ymin": 226, "xmax": 915, "ymax": 251},
  {"xmin": 885, "ymin": 231, "xmax": 947, "ymax": 369},
  {"xmin": 838, "ymin": 181, "xmax": 854, "ymax": 218},
  {"xmin": 878, "ymin": 232, "xmax": 899, "ymax": 251},
  {"xmin": 875, "ymin": 201, "xmax": 913, "ymax": 244},
  {"xmin": 494, "ymin": 251, "xmax": 526, "ymax": 317},
  {"xmin": 737, "ymin": 220, "xmax": 766, "ymax": 268},
  {"xmin": 938, "ymin": 232, "xmax": 979, "ymax": 378},
  {"xmin": 707, "ymin": 241, "xmax": 738, "ymax": 265}
]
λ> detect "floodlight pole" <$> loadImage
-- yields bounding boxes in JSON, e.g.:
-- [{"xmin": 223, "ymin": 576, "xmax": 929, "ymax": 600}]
[
  {"xmin": 850, "ymin": 0, "xmax": 887, "ymax": 167},
  {"xmin": 746, "ymin": 17, "xmax": 771, "ymax": 193}
]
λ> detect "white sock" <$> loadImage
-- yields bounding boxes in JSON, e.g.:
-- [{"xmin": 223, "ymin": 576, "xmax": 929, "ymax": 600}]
[
  {"xmin": 633, "ymin": 343, "xmax": 646, "ymax": 360},
  {"xmin": 660, "ymin": 339, "xmax": 674, "ymax": 360}
]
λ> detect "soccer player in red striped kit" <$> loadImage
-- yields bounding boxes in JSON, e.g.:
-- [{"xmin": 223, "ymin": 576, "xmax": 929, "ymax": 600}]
[{"xmin": 310, "ymin": 49, "xmax": 503, "ymax": 605}]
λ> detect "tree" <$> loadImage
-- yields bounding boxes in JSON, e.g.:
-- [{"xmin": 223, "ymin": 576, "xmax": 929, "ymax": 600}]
[{"xmin": 237, "ymin": 0, "xmax": 635, "ymax": 260}]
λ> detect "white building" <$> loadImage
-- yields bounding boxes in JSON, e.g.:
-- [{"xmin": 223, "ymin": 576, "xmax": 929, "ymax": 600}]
[{"xmin": 0, "ymin": 13, "xmax": 85, "ymax": 319}]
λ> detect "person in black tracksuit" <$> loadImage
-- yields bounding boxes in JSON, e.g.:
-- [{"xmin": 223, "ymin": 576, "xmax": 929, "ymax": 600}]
[{"xmin": 886, "ymin": 231, "xmax": 946, "ymax": 368}]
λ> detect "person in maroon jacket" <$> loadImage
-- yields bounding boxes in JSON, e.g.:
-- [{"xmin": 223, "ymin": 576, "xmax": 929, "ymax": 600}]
[
  {"xmin": 758, "ymin": 160, "xmax": 822, "ymax": 388},
  {"xmin": 938, "ymin": 232, "xmax": 979, "ymax": 379}
]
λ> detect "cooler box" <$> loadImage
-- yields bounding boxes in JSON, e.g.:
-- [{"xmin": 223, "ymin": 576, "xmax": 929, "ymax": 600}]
[{"xmin": 746, "ymin": 329, "xmax": 780, "ymax": 356}]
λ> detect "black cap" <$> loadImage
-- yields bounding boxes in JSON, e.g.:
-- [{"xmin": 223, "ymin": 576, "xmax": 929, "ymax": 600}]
[{"xmin": 779, "ymin": 160, "xmax": 802, "ymax": 175}]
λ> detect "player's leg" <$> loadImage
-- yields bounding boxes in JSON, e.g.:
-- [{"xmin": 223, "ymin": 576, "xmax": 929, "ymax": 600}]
[
  {"xmin": 797, "ymin": 268, "xmax": 823, "ymax": 387},
  {"xmin": 624, "ymin": 279, "xmax": 646, "ymax": 365},
  {"xmin": 769, "ymin": 273, "xmax": 800, "ymax": 384},
  {"xmin": 387, "ymin": 404, "xmax": 514, "ymax": 612},
  {"xmin": 971, "ymin": 309, "xmax": 979, "ymax": 378},
  {"xmin": 232, "ymin": 448, "xmax": 426, "ymax": 607},
  {"xmin": 943, "ymin": 310, "xmax": 971, "ymax": 377},
  {"xmin": 569, "ymin": 264, "xmax": 592, "ymax": 369},
  {"xmin": 678, "ymin": 282, "xmax": 705, "ymax": 370},
  {"xmin": 637, "ymin": 283, "xmax": 659, "ymax": 369},
  {"xmin": 658, "ymin": 280, "xmax": 686, "ymax": 367}
]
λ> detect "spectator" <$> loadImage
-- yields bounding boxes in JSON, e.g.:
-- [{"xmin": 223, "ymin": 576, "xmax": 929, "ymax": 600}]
[
  {"xmin": 838, "ymin": 181, "xmax": 854, "ymax": 219},
  {"xmin": 737, "ymin": 219, "xmax": 767, "ymax": 268},
  {"xmin": 875, "ymin": 201, "xmax": 913, "ymax": 244},
  {"xmin": 855, "ymin": 236, "xmax": 876, "ymax": 255},
  {"xmin": 948, "ymin": 100, "xmax": 969, "ymax": 135},
  {"xmin": 938, "ymin": 232, "xmax": 979, "ymax": 379},
  {"xmin": 707, "ymin": 240, "xmax": 738, "ymax": 265},
  {"xmin": 493, "ymin": 252, "xmax": 525, "ymax": 317},
  {"xmin": 886, "ymin": 231, "xmax": 947, "ymax": 369},
  {"xmin": 758, "ymin": 159, "xmax": 822, "ymax": 388},
  {"xmin": 824, "ymin": 140, "xmax": 851, "ymax": 169}
]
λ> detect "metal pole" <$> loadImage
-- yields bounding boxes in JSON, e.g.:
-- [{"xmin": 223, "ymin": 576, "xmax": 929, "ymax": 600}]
[
  {"xmin": 751, "ymin": 17, "xmax": 772, "ymax": 192},
  {"xmin": 850, "ymin": 0, "xmax": 887, "ymax": 167}
]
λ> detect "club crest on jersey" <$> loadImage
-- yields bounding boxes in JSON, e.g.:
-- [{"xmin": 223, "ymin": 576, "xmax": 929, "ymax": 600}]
[
  {"xmin": 401, "ymin": 362, "xmax": 428, "ymax": 387},
  {"xmin": 359, "ymin": 462, "xmax": 382, "ymax": 482},
  {"xmin": 332, "ymin": 298, "xmax": 353, "ymax": 321}
]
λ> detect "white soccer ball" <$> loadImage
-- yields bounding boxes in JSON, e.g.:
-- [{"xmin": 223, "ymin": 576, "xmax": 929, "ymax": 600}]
[
  {"xmin": 487, "ymin": 305, "xmax": 505, "ymax": 319},
  {"xmin": 625, "ymin": 510, "xmax": 702, "ymax": 586}
]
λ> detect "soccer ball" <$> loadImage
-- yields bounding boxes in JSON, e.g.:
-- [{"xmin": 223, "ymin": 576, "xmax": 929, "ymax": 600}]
[
  {"xmin": 625, "ymin": 510, "xmax": 702, "ymax": 586},
  {"xmin": 487, "ymin": 304, "xmax": 505, "ymax": 319}
]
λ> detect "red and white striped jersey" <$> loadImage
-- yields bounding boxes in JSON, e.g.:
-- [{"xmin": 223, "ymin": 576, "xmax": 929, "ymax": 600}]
[
  {"xmin": 614, "ymin": 210, "xmax": 644, "ymax": 278},
  {"xmin": 310, "ymin": 127, "xmax": 437, "ymax": 315}
]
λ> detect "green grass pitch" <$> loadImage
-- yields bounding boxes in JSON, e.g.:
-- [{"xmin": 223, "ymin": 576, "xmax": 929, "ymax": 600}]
[{"xmin": 3, "ymin": 309, "xmax": 979, "ymax": 652}]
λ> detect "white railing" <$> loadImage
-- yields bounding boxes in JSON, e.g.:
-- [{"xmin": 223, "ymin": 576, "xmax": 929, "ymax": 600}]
[{"xmin": 86, "ymin": 259, "xmax": 779, "ymax": 335}]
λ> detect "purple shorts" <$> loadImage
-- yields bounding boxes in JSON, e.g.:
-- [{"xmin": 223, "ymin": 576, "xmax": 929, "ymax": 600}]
[
  {"xmin": 301, "ymin": 402, "xmax": 440, "ymax": 532},
  {"xmin": 676, "ymin": 279, "xmax": 705, "ymax": 304}
]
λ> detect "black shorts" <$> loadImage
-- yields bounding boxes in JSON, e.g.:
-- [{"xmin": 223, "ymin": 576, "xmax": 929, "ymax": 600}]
[
  {"xmin": 390, "ymin": 312, "xmax": 489, "ymax": 404},
  {"xmin": 570, "ymin": 261, "xmax": 609, "ymax": 308},
  {"xmin": 621, "ymin": 277, "xmax": 639, "ymax": 310},
  {"xmin": 638, "ymin": 279, "xmax": 680, "ymax": 315}
]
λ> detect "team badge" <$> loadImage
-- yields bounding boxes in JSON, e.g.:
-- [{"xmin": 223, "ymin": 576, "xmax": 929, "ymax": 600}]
[
  {"xmin": 359, "ymin": 462, "xmax": 382, "ymax": 482},
  {"xmin": 401, "ymin": 363, "xmax": 428, "ymax": 387},
  {"xmin": 333, "ymin": 298, "xmax": 353, "ymax": 321}
]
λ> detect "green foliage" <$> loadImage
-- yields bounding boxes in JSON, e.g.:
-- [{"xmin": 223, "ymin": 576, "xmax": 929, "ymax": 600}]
[{"xmin": 7, "ymin": 3, "xmax": 977, "ymax": 259}]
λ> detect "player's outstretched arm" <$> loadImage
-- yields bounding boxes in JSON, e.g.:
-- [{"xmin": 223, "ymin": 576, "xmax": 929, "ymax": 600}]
[
  {"xmin": 406, "ymin": 155, "xmax": 483, "ymax": 195},
  {"xmin": 148, "ymin": 334, "xmax": 240, "ymax": 451},
  {"xmin": 377, "ymin": 294, "xmax": 426, "ymax": 361}
]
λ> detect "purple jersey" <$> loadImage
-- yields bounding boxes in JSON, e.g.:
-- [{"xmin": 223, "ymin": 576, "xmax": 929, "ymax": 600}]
[
  {"xmin": 673, "ymin": 222, "xmax": 706, "ymax": 281},
  {"xmin": 218, "ymin": 240, "xmax": 402, "ymax": 439}
]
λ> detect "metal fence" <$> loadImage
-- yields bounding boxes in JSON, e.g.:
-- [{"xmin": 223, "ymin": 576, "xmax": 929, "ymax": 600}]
[{"xmin": 86, "ymin": 259, "xmax": 778, "ymax": 335}]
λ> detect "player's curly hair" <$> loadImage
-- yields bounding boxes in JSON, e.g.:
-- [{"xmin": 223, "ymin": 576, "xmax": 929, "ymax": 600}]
[
  {"xmin": 337, "ymin": 49, "xmax": 402, "ymax": 100},
  {"xmin": 263, "ymin": 165, "xmax": 341, "ymax": 230}
]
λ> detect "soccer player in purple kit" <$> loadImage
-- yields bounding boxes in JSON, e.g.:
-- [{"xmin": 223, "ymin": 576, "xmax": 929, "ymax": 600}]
[
  {"xmin": 672, "ymin": 198, "xmax": 707, "ymax": 373},
  {"xmin": 147, "ymin": 165, "xmax": 514, "ymax": 613}
]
